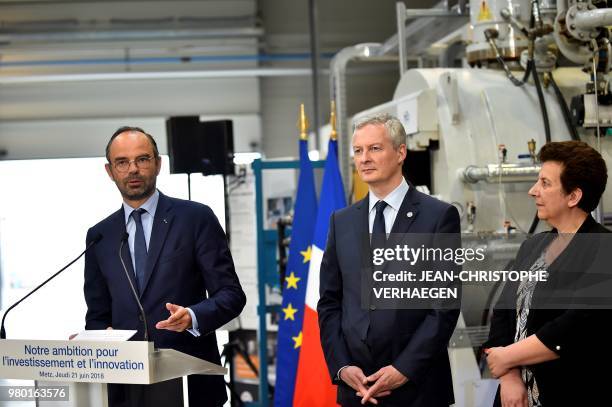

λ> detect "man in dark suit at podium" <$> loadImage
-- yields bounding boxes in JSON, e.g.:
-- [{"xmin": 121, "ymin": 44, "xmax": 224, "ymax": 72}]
[
  {"xmin": 318, "ymin": 114, "xmax": 460, "ymax": 406},
  {"xmin": 84, "ymin": 126, "xmax": 246, "ymax": 407}
]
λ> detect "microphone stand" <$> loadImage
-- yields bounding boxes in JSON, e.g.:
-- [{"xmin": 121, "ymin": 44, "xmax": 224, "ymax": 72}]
[
  {"xmin": 119, "ymin": 233, "xmax": 149, "ymax": 342},
  {"xmin": 0, "ymin": 235, "xmax": 102, "ymax": 339}
]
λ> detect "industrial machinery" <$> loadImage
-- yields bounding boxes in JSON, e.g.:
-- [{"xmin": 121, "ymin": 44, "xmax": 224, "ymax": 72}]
[{"xmin": 331, "ymin": 1, "xmax": 612, "ymax": 405}]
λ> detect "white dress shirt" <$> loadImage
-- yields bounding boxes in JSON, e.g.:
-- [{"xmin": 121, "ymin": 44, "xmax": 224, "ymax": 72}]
[
  {"xmin": 368, "ymin": 178, "xmax": 409, "ymax": 233},
  {"xmin": 123, "ymin": 190, "xmax": 159, "ymax": 271}
]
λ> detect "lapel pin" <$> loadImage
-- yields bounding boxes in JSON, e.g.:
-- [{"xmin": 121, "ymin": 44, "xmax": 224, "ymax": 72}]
[
  {"xmin": 163, "ymin": 219, "xmax": 168, "ymax": 224},
  {"xmin": 407, "ymin": 211, "xmax": 413, "ymax": 218}
]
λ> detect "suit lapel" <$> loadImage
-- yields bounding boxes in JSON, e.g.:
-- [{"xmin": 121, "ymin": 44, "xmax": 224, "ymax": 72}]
[
  {"xmin": 354, "ymin": 197, "xmax": 372, "ymax": 267},
  {"xmin": 382, "ymin": 185, "xmax": 421, "ymax": 279},
  {"xmin": 354, "ymin": 197, "xmax": 375, "ymax": 341},
  {"xmin": 140, "ymin": 193, "xmax": 175, "ymax": 297},
  {"xmin": 390, "ymin": 184, "xmax": 420, "ymax": 234}
]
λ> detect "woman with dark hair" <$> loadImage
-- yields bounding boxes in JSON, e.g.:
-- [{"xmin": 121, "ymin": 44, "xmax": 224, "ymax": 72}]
[{"xmin": 485, "ymin": 141, "xmax": 610, "ymax": 406}]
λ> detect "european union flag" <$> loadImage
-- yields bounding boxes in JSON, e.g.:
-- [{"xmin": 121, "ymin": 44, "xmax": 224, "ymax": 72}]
[
  {"xmin": 293, "ymin": 138, "xmax": 346, "ymax": 407},
  {"xmin": 274, "ymin": 139, "xmax": 317, "ymax": 407}
]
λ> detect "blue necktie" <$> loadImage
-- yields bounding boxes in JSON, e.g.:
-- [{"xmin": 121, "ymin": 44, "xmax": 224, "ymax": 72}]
[
  {"xmin": 131, "ymin": 208, "xmax": 148, "ymax": 294},
  {"xmin": 372, "ymin": 200, "xmax": 388, "ymax": 249}
]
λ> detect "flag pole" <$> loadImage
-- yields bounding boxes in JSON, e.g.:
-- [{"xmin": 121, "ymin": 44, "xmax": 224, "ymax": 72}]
[
  {"xmin": 299, "ymin": 103, "xmax": 309, "ymax": 141},
  {"xmin": 330, "ymin": 100, "xmax": 337, "ymax": 141}
]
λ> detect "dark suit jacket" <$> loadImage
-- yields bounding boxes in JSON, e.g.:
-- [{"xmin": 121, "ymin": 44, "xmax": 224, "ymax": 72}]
[
  {"xmin": 487, "ymin": 215, "xmax": 612, "ymax": 406},
  {"xmin": 84, "ymin": 192, "xmax": 246, "ymax": 407},
  {"xmin": 317, "ymin": 183, "xmax": 461, "ymax": 407}
]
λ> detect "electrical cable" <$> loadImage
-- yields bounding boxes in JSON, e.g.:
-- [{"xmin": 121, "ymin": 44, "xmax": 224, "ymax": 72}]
[
  {"xmin": 522, "ymin": 60, "xmax": 532, "ymax": 83},
  {"xmin": 484, "ymin": 29, "xmax": 527, "ymax": 87},
  {"xmin": 528, "ymin": 60, "xmax": 549, "ymax": 233},
  {"xmin": 549, "ymin": 72, "xmax": 580, "ymax": 140},
  {"xmin": 531, "ymin": 60, "xmax": 552, "ymax": 143}
]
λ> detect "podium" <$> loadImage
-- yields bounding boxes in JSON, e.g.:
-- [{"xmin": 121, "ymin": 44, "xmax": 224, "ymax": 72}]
[{"xmin": 0, "ymin": 339, "xmax": 227, "ymax": 407}]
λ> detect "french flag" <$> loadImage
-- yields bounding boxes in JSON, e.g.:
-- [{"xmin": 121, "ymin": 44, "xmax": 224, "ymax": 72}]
[
  {"xmin": 293, "ymin": 138, "xmax": 346, "ymax": 406},
  {"xmin": 275, "ymin": 138, "xmax": 317, "ymax": 407}
]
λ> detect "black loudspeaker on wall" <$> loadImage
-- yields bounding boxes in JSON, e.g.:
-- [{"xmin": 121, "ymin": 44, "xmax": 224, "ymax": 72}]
[{"xmin": 166, "ymin": 116, "xmax": 235, "ymax": 176}]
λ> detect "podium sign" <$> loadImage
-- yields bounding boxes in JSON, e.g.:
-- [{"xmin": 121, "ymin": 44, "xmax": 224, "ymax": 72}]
[
  {"xmin": 0, "ymin": 339, "xmax": 153, "ymax": 384},
  {"xmin": 0, "ymin": 339, "xmax": 226, "ymax": 407}
]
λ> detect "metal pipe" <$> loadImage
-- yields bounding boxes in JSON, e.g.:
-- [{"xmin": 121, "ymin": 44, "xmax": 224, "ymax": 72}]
[
  {"xmin": 556, "ymin": 0, "xmax": 567, "ymax": 16},
  {"xmin": 0, "ymin": 68, "xmax": 327, "ymax": 84},
  {"xmin": 0, "ymin": 27, "xmax": 263, "ymax": 44},
  {"xmin": 0, "ymin": 52, "xmax": 336, "ymax": 68},
  {"xmin": 553, "ymin": 0, "xmax": 591, "ymax": 63},
  {"xmin": 396, "ymin": 2, "xmax": 408, "ymax": 75},
  {"xmin": 308, "ymin": 0, "xmax": 321, "ymax": 150},
  {"xmin": 573, "ymin": 8, "xmax": 612, "ymax": 30},
  {"xmin": 553, "ymin": 25, "xmax": 591, "ymax": 63},
  {"xmin": 404, "ymin": 8, "xmax": 469, "ymax": 18},
  {"xmin": 461, "ymin": 163, "xmax": 541, "ymax": 183},
  {"xmin": 330, "ymin": 43, "xmax": 384, "ymax": 197}
]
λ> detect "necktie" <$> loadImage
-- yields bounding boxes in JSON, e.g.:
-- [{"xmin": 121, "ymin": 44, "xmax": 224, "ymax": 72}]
[
  {"xmin": 131, "ymin": 208, "xmax": 148, "ymax": 294},
  {"xmin": 372, "ymin": 200, "xmax": 388, "ymax": 249}
]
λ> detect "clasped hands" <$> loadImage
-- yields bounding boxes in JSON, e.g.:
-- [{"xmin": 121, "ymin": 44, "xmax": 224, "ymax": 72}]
[
  {"xmin": 485, "ymin": 349, "xmax": 529, "ymax": 407},
  {"xmin": 340, "ymin": 365, "xmax": 407, "ymax": 405},
  {"xmin": 484, "ymin": 346, "xmax": 512, "ymax": 378}
]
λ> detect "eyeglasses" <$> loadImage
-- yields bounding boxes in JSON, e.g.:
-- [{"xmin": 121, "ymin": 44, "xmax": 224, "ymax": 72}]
[{"xmin": 112, "ymin": 156, "xmax": 155, "ymax": 172}]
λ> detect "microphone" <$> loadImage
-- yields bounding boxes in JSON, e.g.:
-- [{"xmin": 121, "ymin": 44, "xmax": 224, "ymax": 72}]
[
  {"xmin": 119, "ymin": 232, "xmax": 149, "ymax": 342},
  {"xmin": 0, "ymin": 233, "xmax": 103, "ymax": 339}
]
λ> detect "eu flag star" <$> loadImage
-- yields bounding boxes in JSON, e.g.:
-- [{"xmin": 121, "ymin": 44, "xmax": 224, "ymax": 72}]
[
  {"xmin": 282, "ymin": 303, "xmax": 298, "ymax": 321},
  {"xmin": 285, "ymin": 271, "xmax": 301, "ymax": 289},
  {"xmin": 300, "ymin": 246, "xmax": 312, "ymax": 263},
  {"xmin": 292, "ymin": 331, "xmax": 303, "ymax": 349}
]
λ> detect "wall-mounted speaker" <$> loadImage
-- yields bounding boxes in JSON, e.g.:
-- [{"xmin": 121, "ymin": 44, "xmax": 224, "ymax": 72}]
[
  {"xmin": 166, "ymin": 116, "xmax": 234, "ymax": 175},
  {"xmin": 202, "ymin": 120, "xmax": 234, "ymax": 176}
]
